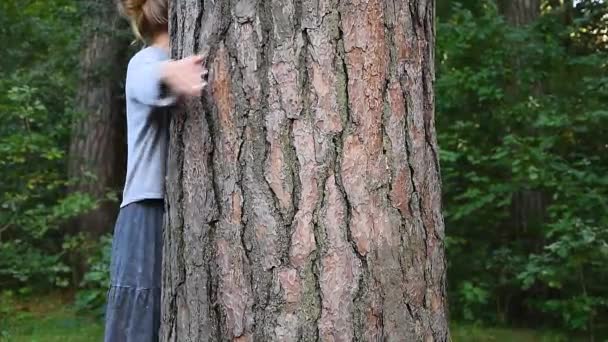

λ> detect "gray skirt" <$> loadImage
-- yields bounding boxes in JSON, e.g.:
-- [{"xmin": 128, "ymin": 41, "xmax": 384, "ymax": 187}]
[{"xmin": 104, "ymin": 199, "xmax": 164, "ymax": 342}]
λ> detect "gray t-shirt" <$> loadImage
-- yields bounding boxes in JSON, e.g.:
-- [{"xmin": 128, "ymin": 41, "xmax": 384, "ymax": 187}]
[{"xmin": 121, "ymin": 46, "xmax": 175, "ymax": 207}]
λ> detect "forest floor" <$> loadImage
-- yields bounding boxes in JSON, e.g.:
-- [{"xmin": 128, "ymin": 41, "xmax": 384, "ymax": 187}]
[
  {"xmin": 0, "ymin": 293, "xmax": 102, "ymax": 342},
  {"xmin": 0, "ymin": 294, "xmax": 577, "ymax": 342}
]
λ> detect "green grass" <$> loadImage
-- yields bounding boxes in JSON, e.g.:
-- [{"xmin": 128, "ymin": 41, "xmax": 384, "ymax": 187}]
[
  {"xmin": 0, "ymin": 294, "xmax": 583, "ymax": 342},
  {"xmin": 451, "ymin": 324, "xmax": 572, "ymax": 342},
  {"xmin": 0, "ymin": 294, "xmax": 103, "ymax": 342}
]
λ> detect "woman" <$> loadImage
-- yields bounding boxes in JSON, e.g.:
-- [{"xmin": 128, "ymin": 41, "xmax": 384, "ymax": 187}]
[{"xmin": 104, "ymin": 1, "xmax": 207, "ymax": 341}]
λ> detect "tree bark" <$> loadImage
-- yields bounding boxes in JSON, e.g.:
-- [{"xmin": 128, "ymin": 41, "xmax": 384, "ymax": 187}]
[
  {"xmin": 68, "ymin": 2, "xmax": 129, "ymax": 235},
  {"xmin": 161, "ymin": 0, "xmax": 449, "ymax": 341},
  {"xmin": 499, "ymin": 0, "xmax": 541, "ymax": 26}
]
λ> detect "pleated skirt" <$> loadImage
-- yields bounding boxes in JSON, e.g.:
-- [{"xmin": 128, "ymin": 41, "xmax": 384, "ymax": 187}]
[{"xmin": 104, "ymin": 199, "xmax": 164, "ymax": 342}]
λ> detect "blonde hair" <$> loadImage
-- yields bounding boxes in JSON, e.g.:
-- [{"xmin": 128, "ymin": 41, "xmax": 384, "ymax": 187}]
[{"xmin": 118, "ymin": 0, "xmax": 168, "ymax": 42}]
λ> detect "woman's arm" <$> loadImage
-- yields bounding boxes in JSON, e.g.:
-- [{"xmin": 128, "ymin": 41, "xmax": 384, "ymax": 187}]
[{"xmin": 127, "ymin": 55, "xmax": 207, "ymax": 106}]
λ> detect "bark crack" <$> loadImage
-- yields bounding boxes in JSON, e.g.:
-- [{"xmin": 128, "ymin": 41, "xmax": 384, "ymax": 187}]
[
  {"xmin": 210, "ymin": 220, "xmax": 222, "ymax": 342},
  {"xmin": 336, "ymin": 14, "xmax": 361, "ymax": 258},
  {"xmin": 289, "ymin": 118, "xmax": 301, "ymax": 253},
  {"xmin": 399, "ymin": 79, "xmax": 422, "ymax": 234},
  {"xmin": 408, "ymin": 1, "xmax": 420, "ymax": 40},
  {"xmin": 335, "ymin": 9, "xmax": 371, "ymax": 338},
  {"xmin": 193, "ymin": 2, "xmax": 203, "ymax": 53}
]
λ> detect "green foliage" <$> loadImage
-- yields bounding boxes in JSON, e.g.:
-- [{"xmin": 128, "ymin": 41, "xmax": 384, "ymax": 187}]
[
  {"xmin": 438, "ymin": 0, "xmax": 608, "ymax": 335},
  {"xmin": 0, "ymin": 0, "xmax": 97, "ymax": 291},
  {"xmin": 74, "ymin": 235, "xmax": 112, "ymax": 316},
  {"xmin": 0, "ymin": 291, "xmax": 16, "ymax": 339},
  {"xmin": 458, "ymin": 281, "xmax": 491, "ymax": 322}
]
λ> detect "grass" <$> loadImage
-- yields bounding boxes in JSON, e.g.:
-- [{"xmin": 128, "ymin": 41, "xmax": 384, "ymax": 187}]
[
  {"xmin": 451, "ymin": 324, "xmax": 573, "ymax": 342},
  {"xmin": 0, "ymin": 293, "xmax": 584, "ymax": 342},
  {"xmin": 0, "ymin": 293, "xmax": 103, "ymax": 342}
]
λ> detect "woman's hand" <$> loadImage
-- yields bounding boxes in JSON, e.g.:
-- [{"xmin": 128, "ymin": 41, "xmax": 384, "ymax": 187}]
[{"xmin": 161, "ymin": 55, "xmax": 208, "ymax": 97}]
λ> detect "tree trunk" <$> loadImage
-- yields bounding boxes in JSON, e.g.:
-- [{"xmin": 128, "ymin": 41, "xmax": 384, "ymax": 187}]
[
  {"xmin": 161, "ymin": 0, "xmax": 449, "ymax": 341},
  {"xmin": 499, "ymin": 0, "xmax": 541, "ymax": 26},
  {"xmin": 498, "ymin": 0, "xmax": 548, "ymax": 234},
  {"xmin": 68, "ymin": 2, "xmax": 129, "ymax": 235}
]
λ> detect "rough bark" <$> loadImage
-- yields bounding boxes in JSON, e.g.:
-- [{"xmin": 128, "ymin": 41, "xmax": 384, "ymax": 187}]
[
  {"xmin": 161, "ymin": 0, "xmax": 449, "ymax": 341},
  {"xmin": 68, "ymin": 2, "xmax": 129, "ymax": 235},
  {"xmin": 499, "ymin": 0, "xmax": 541, "ymax": 26}
]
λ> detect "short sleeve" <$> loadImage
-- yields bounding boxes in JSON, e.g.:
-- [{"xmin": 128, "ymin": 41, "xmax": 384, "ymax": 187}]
[{"xmin": 126, "ymin": 55, "xmax": 177, "ymax": 107}]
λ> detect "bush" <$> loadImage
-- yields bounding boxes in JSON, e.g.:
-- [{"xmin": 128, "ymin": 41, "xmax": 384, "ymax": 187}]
[
  {"xmin": 438, "ymin": 0, "xmax": 608, "ymax": 335},
  {"xmin": 75, "ymin": 235, "xmax": 112, "ymax": 316},
  {"xmin": 0, "ymin": 0, "xmax": 97, "ymax": 292}
]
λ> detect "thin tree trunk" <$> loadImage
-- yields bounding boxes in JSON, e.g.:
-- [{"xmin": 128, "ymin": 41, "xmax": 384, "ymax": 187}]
[
  {"xmin": 161, "ymin": 0, "xmax": 449, "ymax": 341},
  {"xmin": 68, "ymin": 2, "xmax": 129, "ymax": 236}
]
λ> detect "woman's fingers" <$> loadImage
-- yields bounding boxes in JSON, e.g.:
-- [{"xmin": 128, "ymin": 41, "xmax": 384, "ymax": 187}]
[
  {"xmin": 186, "ymin": 80, "xmax": 207, "ymax": 96},
  {"xmin": 164, "ymin": 55, "xmax": 210, "ymax": 97},
  {"xmin": 189, "ymin": 55, "xmax": 205, "ymax": 65},
  {"xmin": 191, "ymin": 84, "xmax": 203, "ymax": 95}
]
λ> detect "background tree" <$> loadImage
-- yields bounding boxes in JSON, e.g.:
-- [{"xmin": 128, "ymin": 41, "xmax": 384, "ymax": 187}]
[
  {"xmin": 68, "ymin": 1, "xmax": 130, "ymax": 236},
  {"xmin": 498, "ymin": 0, "xmax": 540, "ymax": 26},
  {"xmin": 0, "ymin": 0, "xmax": 87, "ymax": 291},
  {"xmin": 499, "ymin": 0, "xmax": 548, "ymax": 235},
  {"xmin": 160, "ymin": 0, "xmax": 449, "ymax": 340},
  {"xmin": 438, "ymin": 0, "xmax": 608, "ymax": 335}
]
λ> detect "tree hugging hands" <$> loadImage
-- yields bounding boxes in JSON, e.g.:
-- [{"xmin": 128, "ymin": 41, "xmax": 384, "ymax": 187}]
[{"xmin": 161, "ymin": 55, "xmax": 208, "ymax": 97}]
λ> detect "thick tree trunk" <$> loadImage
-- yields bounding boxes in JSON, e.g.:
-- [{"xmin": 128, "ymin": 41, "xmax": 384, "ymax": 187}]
[
  {"xmin": 161, "ymin": 0, "xmax": 449, "ymax": 341},
  {"xmin": 68, "ymin": 2, "xmax": 129, "ymax": 235},
  {"xmin": 499, "ymin": 0, "xmax": 541, "ymax": 26}
]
